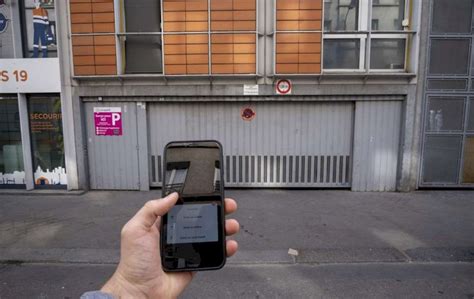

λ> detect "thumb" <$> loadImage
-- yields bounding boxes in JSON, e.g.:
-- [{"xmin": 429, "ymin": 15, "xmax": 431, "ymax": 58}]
[{"xmin": 133, "ymin": 192, "xmax": 179, "ymax": 228}]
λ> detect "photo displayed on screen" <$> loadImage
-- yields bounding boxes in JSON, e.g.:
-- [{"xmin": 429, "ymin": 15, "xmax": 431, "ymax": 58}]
[{"xmin": 164, "ymin": 143, "xmax": 222, "ymax": 245}]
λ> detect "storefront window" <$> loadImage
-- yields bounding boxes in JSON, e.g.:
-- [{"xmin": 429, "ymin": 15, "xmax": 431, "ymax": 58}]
[
  {"xmin": 28, "ymin": 95, "xmax": 66, "ymax": 187},
  {"xmin": 0, "ymin": 1, "xmax": 15, "ymax": 58},
  {"xmin": 0, "ymin": 97, "xmax": 25, "ymax": 187},
  {"xmin": 22, "ymin": 0, "xmax": 57, "ymax": 58}
]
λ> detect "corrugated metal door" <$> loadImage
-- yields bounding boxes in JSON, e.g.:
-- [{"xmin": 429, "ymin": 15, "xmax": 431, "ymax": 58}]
[
  {"xmin": 148, "ymin": 101, "xmax": 353, "ymax": 188},
  {"xmin": 352, "ymin": 101, "xmax": 402, "ymax": 192},
  {"xmin": 85, "ymin": 102, "xmax": 140, "ymax": 190}
]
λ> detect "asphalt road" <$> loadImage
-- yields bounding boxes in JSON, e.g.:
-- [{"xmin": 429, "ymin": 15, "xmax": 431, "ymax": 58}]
[
  {"xmin": 0, "ymin": 189, "xmax": 473, "ymax": 298},
  {"xmin": 0, "ymin": 262, "xmax": 473, "ymax": 298}
]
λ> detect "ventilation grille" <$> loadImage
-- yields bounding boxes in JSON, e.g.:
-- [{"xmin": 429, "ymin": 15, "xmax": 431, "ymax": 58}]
[{"xmin": 150, "ymin": 155, "xmax": 351, "ymax": 187}]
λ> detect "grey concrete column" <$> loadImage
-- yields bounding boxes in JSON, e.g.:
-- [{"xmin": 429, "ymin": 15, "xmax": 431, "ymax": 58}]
[
  {"xmin": 397, "ymin": 0, "xmax": 430, "ymax": 192},
  {"xmin": 56, "ymin": 0, "xmax": 79, "ymax": 190},
  {"xmin": 397, "ymin": 86, "xmax": 418, "ymax": 192},
  {"xmin": 136, "ymin": 102, "xmax": 150, "ymax": 191},
  {"xmin": 10, "ymin": 0, "xmax": 23, "ymax": 57},
  {"xmin": 17, "ymin": 94, "xmax": 34, "ymax": 190}
]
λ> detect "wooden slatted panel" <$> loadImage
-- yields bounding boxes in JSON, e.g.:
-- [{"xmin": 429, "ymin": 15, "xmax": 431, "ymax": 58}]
[
  {"xmin": 275, "ymin": 0, "xmax": 322, "ymax": 74},
  {"xmin": 210, "ymin": 0, "xmax": 256, "ymax": 31},
  {"xmin": 164, "ymin": 34, "xmax": 209, "ymax": 75},
  {"xmin": 210, "ymin": 0, "xmax": 256, "ymax": 74},
  {"xmin": 163, "ymin": 0, "xmax": 208, "ymax": 32},
  {"xmin": 70, "ymin": 0, "xmax": 117, "ymax": 75},
  {"xmin": 163, "ymin": 0, "xmax": 209, "ymax": 75},
  {"xmin": 211, "ymin": 33, "xmax": 256, "ymax": 74}
]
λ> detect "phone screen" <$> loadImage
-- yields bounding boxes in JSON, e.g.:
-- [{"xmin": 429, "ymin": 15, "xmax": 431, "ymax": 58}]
[
  {"xmin": 166, "ymin": 203, "xmax": 218, "ymax": 244},
  {"xmin": 161, "ymin": 141, "xmax": 225, "ymax": 271}
]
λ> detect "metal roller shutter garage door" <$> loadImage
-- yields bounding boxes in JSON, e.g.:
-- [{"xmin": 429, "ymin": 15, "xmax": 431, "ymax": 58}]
[{"xmin": 148, "ymin": 101, "xmax": 354, "ymax": 188}]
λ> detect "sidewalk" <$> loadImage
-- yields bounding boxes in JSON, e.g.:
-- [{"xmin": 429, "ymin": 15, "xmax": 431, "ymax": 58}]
[{"xmin": 0, "ymin": 190, "xmax": 473, "ymax": 264}]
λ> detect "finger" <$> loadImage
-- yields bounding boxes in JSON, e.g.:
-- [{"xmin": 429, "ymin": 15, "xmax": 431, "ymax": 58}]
[
  {"xmin": 224, "ymin": 198, "xmax": 237, "ymax": 215},
  {"xmin": 226, "ymin": 240, "xmax": 238, "ymax": 257},
  {"xmin": 225, "ymin": 219, "xmax": 240, "ymax": 236},
  {"xmin": 132, "ymin": 192, "xmax": 179, "ymax": 229}
]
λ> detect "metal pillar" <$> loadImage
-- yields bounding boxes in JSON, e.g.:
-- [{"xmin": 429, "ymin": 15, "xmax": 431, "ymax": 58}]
[
  {"xmin": 137, "ymin": 102, "xmax": 150, "ymax": 191},
  {"xmin": 17, "ymin": 94, "xmax": 34, "ymax": 190}
]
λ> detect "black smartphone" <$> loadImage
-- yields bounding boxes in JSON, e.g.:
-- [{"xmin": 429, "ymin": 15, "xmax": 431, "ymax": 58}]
[{"xmin": 160, "ymin": 140, "xmax": 226, "ymax": 271}]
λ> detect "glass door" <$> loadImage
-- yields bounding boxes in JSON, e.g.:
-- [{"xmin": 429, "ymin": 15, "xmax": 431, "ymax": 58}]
[
  {"xmin": 28, "ymin": 95, "xmax": 67, "ymax": 188},
  {"xmin": 0, "ymin": 97, "xmax": 25, "ymax": 188}
]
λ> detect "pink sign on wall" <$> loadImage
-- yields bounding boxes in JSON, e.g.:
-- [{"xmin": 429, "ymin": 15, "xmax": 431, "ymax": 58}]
[{"xmin": 94, "ymin": 107, "xmax": 122, "ymax": 136}]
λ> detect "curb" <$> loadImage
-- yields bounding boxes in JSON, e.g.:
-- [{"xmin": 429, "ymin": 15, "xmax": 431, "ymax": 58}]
[{"xmin": 1, "ymin": 247, "xmax": 473, "ymax": 265}]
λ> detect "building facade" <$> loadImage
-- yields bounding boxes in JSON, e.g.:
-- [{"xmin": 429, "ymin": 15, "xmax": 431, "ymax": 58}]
[
  {"xmin": 0, "ymin": 0, "xmax": 473, "ymax": 192},
  {"xmin": 1, "ymin": 0, "xmax": 67, "ymax": 190}
]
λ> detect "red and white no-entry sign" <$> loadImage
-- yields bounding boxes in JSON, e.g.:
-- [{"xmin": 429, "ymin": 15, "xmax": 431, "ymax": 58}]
[{"xmin": 276, "ymin": 79, "xmax": 292, "ymax": 95}]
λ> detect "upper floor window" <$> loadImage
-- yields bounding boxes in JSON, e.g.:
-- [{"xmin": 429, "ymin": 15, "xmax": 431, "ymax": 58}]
[
  {"xmin": 323, "ymin": 0, "xmax": 409, "ymax": 72},
  {"xmin": 22, "ymin": 0, "xmax": 58, "ymax": 58},
  {"xmin": 121, "ymin": 0, "xmax": 162, "ymax": 74}
]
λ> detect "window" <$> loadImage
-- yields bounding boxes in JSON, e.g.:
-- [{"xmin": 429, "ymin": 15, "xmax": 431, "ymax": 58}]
[
  {"xmin": 371, "ymin": 0, "xmax": 405, "ymax": 31},
  {"xmin": 323, "ymin": 39, "xmax": 360, "ymax": 69},
  {"xmin": 429, "ymin": 39, "xmax": 470, "ymax": 75},
  {"xmin": 323, "ymin": 0, "xmax": 358, "ymax": 31},
  {"xmin": 22, "ymin": 0, "xmax": 57, "ymax": 58},
  {"xmin": 425, "ymin": 97, "xmax": 465, "ymax": 132},
  {"xmin": 0, "ymin": 98, "xmax": 25, "ymax": 187},
  {"xmin": 370, "ymin": 38, "xmax": 405, "ymax": 69},
  {"xmin": 121, "ymin": 0, "xmax": 162, "ymax": 74},
  {"xmin": 422, "ymin": 136, "xmax": 462, "ymax": 183},
  {"xmin": 432, "ymin": 0, "xmax": 472, "ymax": 34},
  {"xmin": 323, "ymin": 0, "xmax": 410, "ymax": 72}
]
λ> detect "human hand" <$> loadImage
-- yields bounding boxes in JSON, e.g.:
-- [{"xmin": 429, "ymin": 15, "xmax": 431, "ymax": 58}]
[{"xmin": 101, "ymin": 192, "xmax": 239, "ymax": 299}]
